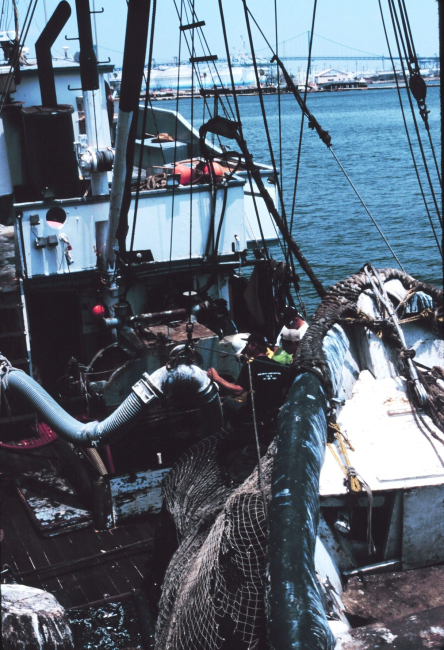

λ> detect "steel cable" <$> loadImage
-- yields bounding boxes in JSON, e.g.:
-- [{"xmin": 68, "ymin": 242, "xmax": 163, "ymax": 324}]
[
  {"xmin": 387, "ymin": 0, "xmax": 442, "ymax": 228},
  {"xmin": 378, "ymin": 0, "xmax": 442, "ymax": 257}
]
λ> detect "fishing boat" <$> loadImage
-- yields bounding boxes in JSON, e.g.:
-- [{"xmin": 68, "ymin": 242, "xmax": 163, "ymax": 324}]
[{"xmin": 1, "ymin": 1, "xmax": 443, "ymax": 649}]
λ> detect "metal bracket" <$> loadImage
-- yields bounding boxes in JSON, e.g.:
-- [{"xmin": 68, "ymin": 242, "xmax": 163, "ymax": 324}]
[
  {"xmin": 97, "ymin": 57, "xmax": 111, "ymax": 65},
  {"xmin": 132, "ymin": 378, "xmax": 155, "ymax": 404},
  {"xmin": 65, "ymin": 34, "xmax": 79, "ymax": 41},
  {"xmin": 68, "ymin": 85, "xmax": 82, "ymax": 91},
  {"xmin": 90, "ymin": 7, "xmax": 104, "ymax": 13}
]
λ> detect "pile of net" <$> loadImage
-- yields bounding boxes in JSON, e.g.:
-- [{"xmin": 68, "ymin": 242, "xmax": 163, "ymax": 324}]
[{"xmin": 155, "ymin": 432, "xmax": 274, "ymax": 650}]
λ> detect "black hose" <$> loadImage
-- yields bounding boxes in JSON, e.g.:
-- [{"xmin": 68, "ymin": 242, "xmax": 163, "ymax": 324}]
[
  {"xmin": 268, "ymin": 371, "xmax": 335, "ymax": 650},
  {"xmin": 6, "ymin": 364, "xmax": 221, "ymax": 446}
]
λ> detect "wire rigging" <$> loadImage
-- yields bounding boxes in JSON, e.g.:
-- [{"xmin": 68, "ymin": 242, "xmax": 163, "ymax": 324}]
[
  {"xmin": 241, "ymin": 0, "xmax": 290, "ymax": 245},
  {"xmin": 217, "ymin": 0, "xmax": 271, "ymax": 261},
  {"xmin": 386, "ymin": 0, "xmax": 442, "ymax": 231},
  {"xmin": 245, "ymin": 2, "xmax": 407, "ymax": 271},
  {"xmin": 389, "ymin": 0, "xmax": 442, "ymax": 195},
  {"xmin": 377, "ymin": 0, "xmax": 442, "ymax": 258},
  {"xmin": 0, "ymin": 0, "xmax": 39, "ymax": 113},
  {"xmin": 289, "ymin": 0, "xmax": 318, "ymax": 239}
]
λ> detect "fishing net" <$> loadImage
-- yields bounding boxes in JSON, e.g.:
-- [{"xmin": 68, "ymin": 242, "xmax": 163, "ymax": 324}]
[{"xmin": 155, "ymin": 432, "xmax": 274, "ymax": 650}]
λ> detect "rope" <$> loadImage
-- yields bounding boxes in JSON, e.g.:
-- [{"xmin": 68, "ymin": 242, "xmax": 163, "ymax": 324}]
[
  {"xmin": 217, "ymin": 0, "xmax": 270, "ymax": 261},
  {"xmin": 289, "ymin": 0, "xmax": 318, "ymax": 240},
  {"xmin": 330, "ymin": 149, "xmax": 406, "ymax": 271},
  {"xmin": 386, "ymin": 0, "xmax": 442, "ymax": 229},
  {"xmin": 327, "ymin": 422, "xmax": 375, "ymax": 554},
  {"xmin": 242, "ymin": 0, "xmax": 290, "ymax": 239},
  {"xmin": 397, "ymin": 0, "xmax": 441, "ymax": 186},
  {"xmin": 327, "ymin": 423, "xmax": 360, "ymax": 492},
  {"xmin": 364, "ymin": 264, "xmax": 428, "ymax": 406},
  {"xmin": 247, "ymin": 360, "xmax": 267, "ymax": 509}
]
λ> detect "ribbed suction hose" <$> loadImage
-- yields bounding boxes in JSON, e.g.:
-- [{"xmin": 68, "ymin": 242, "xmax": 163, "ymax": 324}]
[{"xmin": 5, "ymin": 364, "xmax": 222, "ymax": 446}]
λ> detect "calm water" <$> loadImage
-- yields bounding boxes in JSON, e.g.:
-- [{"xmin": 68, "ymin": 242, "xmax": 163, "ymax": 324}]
[{"xmin": 161, "ymin": 86, "xmax": 442, "ymax": 316}]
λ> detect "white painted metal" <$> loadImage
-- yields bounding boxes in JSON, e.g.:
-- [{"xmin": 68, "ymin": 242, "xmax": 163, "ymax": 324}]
[
  {"xmin": 110, "ymin": 468, "xmax": 170, "ymax": 521},
  {"xmin": 244, "ymin": 177, "xmax": 280, "ymax": 248},
  {"xmin": 402, "ymin": 321, "xmax": 444, "ymax": 369},
  {"xmin": 319, "ymin": 370, "xmax": 444, "ymax": 496},
  {"xmin": 16, "ymin": 202, "xmax": 106, "ymax": 277},
  {"xmin": 82, "ymin": 87, "xmax": 111, "ymax": 196},
  {"xmin": 125, "ymin": 183, "xmax": 247, "ymax": 259}
]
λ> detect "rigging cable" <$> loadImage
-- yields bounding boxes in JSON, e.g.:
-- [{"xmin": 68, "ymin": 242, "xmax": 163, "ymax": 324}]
[
  {"xmin": 330, "ymin": 150, "xmax": 405, "ymax": 271},
  {"xmin": 242, "ymin": 0, "xmax": 290, "ymax": 241},
  {"xmin": 290, "ymin": 1, "xmax": 318, "ymax": 237},
  {"xmin": 171, "ymin": 0, "xmax": 232, "ymax": 142},
  {"xmin": 377, "ymin": 0, "xmax": 442, "ymax": 257},
  {"xmin": 183, "ymin": 0, "xmax": 236, "ymax": 122},
  {"xmin": 274, "ymin": 0, "xmax": 284, "ymax": 259},
  {"xmin": 397, "ymin": 0, "xmax": 441, "ymax": 186},
  {"xmin": 288, "ymin": 0, "xmax": 318, "ymax": 315},
  {"xmin": 387, "ymin": 0, "xmax": 442, "ymax": 228},
  {"xmin": 217, "ymin": 0, "xmax": 271, "ymax": 261},
  {"xmin": 129, "ymin": 0, "xmax": 157, "ymax": 254},
  {"xmin": 243, "ymin": 4, "xmax": 415, "ymax": 272},
  {"xmin": 167, "ymin": 0, "xmax": 185, "ymax": 340},
  {"xmin": 0, "ymin": 0, "xmax": 39, "ymax": 112},
  {"xmin": 189, "ymin": 0, "xmax": 195, "ymax": 309},
  {"xmin": 239, "ymin": 1, "xmax": 292, "ymax": 262}
]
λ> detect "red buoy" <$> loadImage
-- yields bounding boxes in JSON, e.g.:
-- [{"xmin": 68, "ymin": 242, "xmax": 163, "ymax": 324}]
[
  {"xmin": 91, "ymin": 304, "xmax": 106, "ymax": 319},
  {"xmin": 201, "ymin": 162, "xmax": 225, "ymax": 179},
  {"xmin": 175, "ymin": 163, "xmax": 193, "ymax": 185}
]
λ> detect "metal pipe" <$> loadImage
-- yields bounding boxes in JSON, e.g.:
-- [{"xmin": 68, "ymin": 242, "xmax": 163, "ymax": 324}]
[
  {"xmin": 130, "ymin": 308, "xmax": 187, "ymax": 324},
  {"xmin": 35, "ymin": 1, "xmax": 72, "ymax": 107},
  {"xmin": 74, "ymin": 0, "xmax": 98, "ymax": 91},
  {"xmin": 105, "ymin": 0, "xmax": 151, "ymax": 267},
  {"xmin": 343, "ymin": 559, "xmax": 401, "ymax": 577}
]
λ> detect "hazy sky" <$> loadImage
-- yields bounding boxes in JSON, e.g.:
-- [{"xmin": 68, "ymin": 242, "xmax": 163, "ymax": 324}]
[{"xmin": 17, "ymin": 0, "xmax": 440, "ymax": 68}]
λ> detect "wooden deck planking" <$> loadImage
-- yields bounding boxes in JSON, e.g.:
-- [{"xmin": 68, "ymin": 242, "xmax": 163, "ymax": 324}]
[
  {"xmin": 95, "ymin": 525, "xmax": 150, "ymax": 593},
  {"xmin": 62, "ymin": 528, "xmax": 126, "ymax": 605},
  {"xmin": 1, "ymin": 473, "xmax": 157, "ymax": 608},
  {"xmin": 3, "ymin": 489, "xmax": 89, "ymax": 607}
]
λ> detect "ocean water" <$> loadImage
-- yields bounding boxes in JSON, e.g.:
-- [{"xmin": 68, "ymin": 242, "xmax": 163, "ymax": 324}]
[{"xmin": 161, "ymin": 86, "xmax": 442, "ymax": 315}]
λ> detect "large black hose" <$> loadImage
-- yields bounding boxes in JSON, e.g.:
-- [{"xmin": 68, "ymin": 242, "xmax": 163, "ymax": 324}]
[
  {"xmin": 5, "ymin": 364, "xmax": 221, "ymax": 446},
  {"xmin": 268, "ymin": 371, "xmax": 335, "ymax": 650}
]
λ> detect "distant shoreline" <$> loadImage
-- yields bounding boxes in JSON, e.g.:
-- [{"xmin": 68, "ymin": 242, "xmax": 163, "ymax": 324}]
[{"xmin": 141, "ymin": 81, "xmax": 440, "ymax": 101}]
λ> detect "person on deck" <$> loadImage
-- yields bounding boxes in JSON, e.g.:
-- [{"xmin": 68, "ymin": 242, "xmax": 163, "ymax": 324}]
[
  {"xmin": 207, "ymin": 333, "xmax": 288, "ymax": 428},
  {"xmin": 274, "ymin": 307, "xmax": 308, "ymax": 351},
  {"xmin": 273, "ymin": 325, "xmax": 305, "ymax": 365}
]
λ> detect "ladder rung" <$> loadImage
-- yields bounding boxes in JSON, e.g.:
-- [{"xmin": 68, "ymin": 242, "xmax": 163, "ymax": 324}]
[
  {"xmin": 180, "ymin": 20, "xmax": 205, "ymax": 31},
  {"xmin": 10, "ymin": 358, "xmax": 29, "ymax": 365},
  {"xmin": 190, "ymin": 55, "xmax": 218, "ymax": 64}
]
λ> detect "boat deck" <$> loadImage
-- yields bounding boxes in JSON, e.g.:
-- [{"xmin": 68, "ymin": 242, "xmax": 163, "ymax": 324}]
[{"xmin": 0, "ymin": 442, "xmax": 157, "ymax": 610}]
